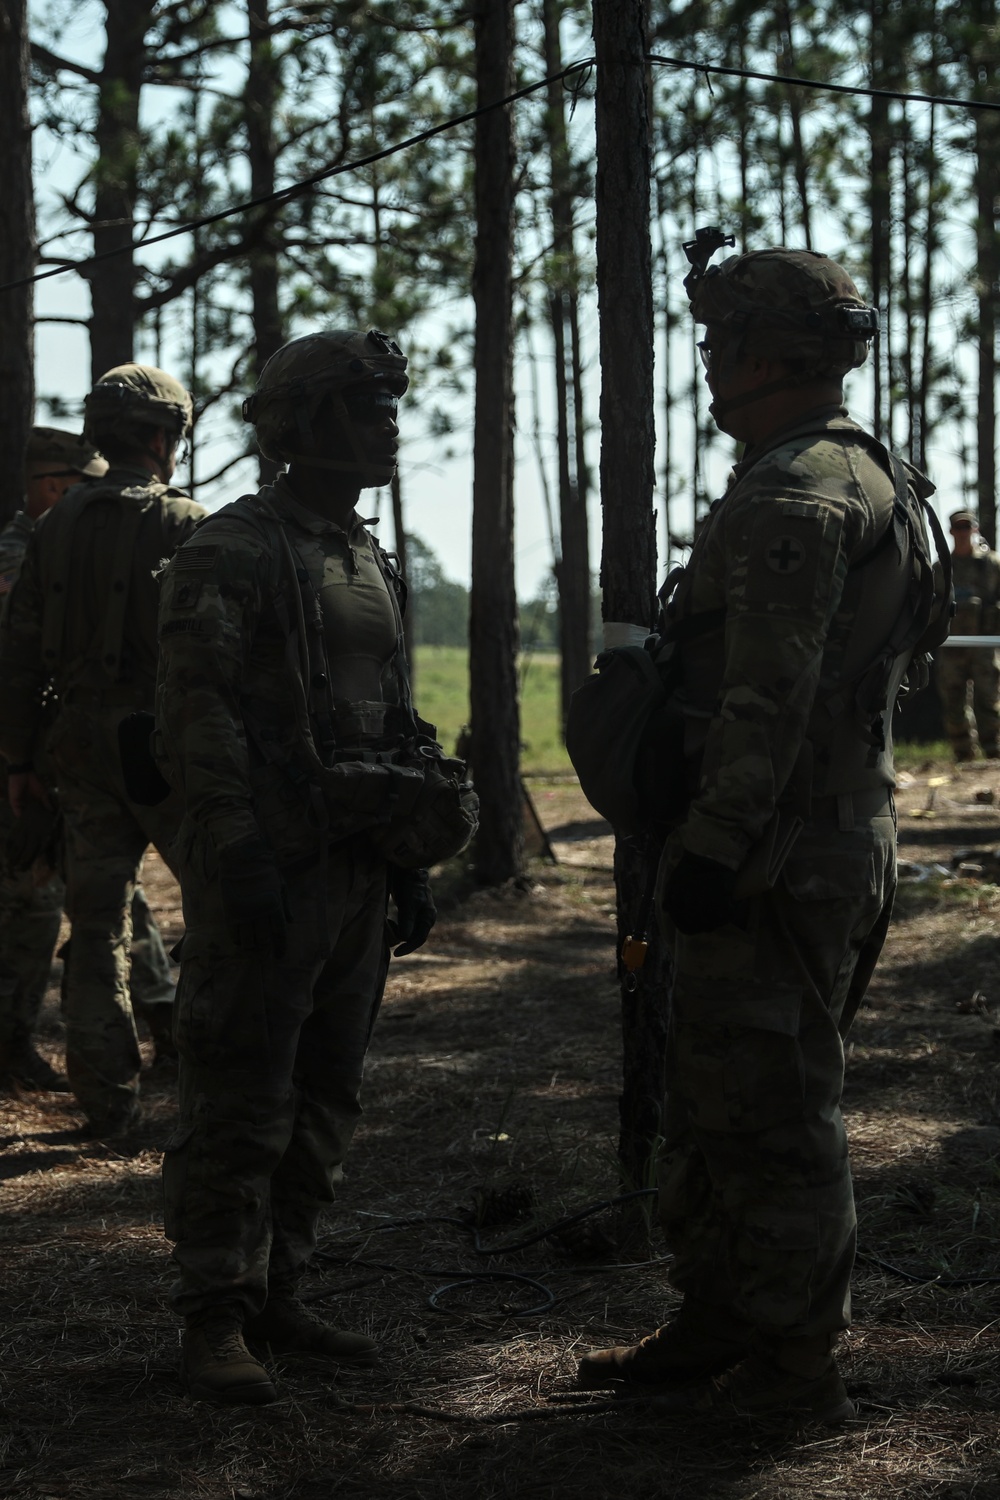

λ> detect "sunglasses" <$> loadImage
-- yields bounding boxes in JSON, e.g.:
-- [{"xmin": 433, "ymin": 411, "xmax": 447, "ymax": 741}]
[{"xmin": 341, "ymin": 390, "xmax": 399, "ymax": 425}]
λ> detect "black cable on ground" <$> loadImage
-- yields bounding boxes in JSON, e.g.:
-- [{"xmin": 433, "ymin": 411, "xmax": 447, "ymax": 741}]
[
  {"xmin": 314, "ymin": 1189, "xmax": 661, "ymax": 1317},
  {"xmin": 857, "ymin": 1248, "xmax": 1000, "ymax": 1289}
]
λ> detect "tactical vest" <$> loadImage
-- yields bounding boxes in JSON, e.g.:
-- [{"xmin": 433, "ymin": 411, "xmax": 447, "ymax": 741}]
[
  {"xmin": 662, "ymin": 431, "xmax": 952, "ymax": 802},
  {"xmin": 566, "ymin": 431, "xmax": 952, "ymax": 837}
]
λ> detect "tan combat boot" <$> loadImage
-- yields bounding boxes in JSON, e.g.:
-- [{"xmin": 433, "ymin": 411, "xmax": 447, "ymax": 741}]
[
  {"xmin": 577, "ymin": 1299, "xmax": 750, "ymax": 1389},
  {"xmin": 245, "ymin": 1292, "xmax": 378, "ymax": 1365},
  {"xmin": 648, "ymin": 1333, "xmax": 855, "ymax": 1426},
  {"xmin": 183, "ymin": 1305, "xmax": 278, "ymax": 1405}
]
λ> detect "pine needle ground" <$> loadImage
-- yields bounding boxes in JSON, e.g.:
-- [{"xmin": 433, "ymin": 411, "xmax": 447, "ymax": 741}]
[{"xmin": 2, "ymin": 768, "xmax": 1000, "ymax": 1499}]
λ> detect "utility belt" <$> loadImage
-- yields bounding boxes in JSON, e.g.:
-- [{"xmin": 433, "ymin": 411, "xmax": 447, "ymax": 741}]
[{"xmin": 808, "ymin": 786, "xmax": 894, "ymax": 830}]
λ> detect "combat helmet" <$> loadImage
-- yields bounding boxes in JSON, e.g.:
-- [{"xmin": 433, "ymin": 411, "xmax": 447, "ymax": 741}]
[
  {"xmin": 83, "ymin": 364, "xmax": 193, "ymax": 449},
  {"xmin": 242, "ymin": 329, "xmax": 408, "ymax": 485},
  {"xmin": 25, "ymin": 426, "xmax": 107, "ymax": 478},
  {"xmin": 683, "ymin": 228, "xmax": 878, "ymax": 379}
]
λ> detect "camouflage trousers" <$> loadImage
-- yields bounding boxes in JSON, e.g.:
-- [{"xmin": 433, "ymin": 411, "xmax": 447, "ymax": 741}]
[
  {"xmin": 163, "ymin": 831, "xmax": 389, "ymax": 1319},
  {"xmin": 935, "ymin": 648, "xmax": 1000, "ymax": 757},
  {"xmin": 658, "ymin": 808, "xmax": 896, "ymax": 1338},
  {"xmin": 0, "ymin": 783, "xmax": 174, "ymax": 1052},
  {"xmin": 45, "ymin": 703, "xmax": 183, "ymax": 1126}
]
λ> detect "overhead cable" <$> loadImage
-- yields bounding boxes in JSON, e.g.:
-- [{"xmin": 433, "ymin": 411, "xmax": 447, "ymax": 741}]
[{"xmin": 6, "ymin": 50, "xmax": 1000, "ymax": 297}]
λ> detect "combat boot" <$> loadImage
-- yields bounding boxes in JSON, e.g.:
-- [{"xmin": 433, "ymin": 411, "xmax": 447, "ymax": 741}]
[
  {"xmin": 183, "ymin": 1304, "xmax": 277, "ymax": 1405},
  {"xmin": 245, "ymin": 1291, "xmax": 378, "ymax": 1365},
  {"xmin": 0, "ymin": 1035, "xmax": 68, "ymax": 1093},
  {"xmin": 646, "ymin": 1333, "xmax": 855, "ymax": 1426},
  {"xmin": 577, "ymin": 1298, "xmax": 750, "ymax": 1390}
]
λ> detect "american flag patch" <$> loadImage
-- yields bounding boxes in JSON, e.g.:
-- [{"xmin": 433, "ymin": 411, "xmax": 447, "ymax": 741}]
[{"xmin": 175, "ymin": 545, "xmax": 219, "ymax": 571}]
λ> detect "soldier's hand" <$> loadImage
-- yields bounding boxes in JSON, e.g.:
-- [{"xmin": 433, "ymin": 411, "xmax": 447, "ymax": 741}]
[
  {"xmin": 389, "ymin": 867, "xmax": 436, "ymax": 956},
  {"xmin": 7, "ymin": 768, "xmax": 52, "ymax": 818},
  {"xmin": 217, "ymin": 836, "xmax": 288, "ymax": 957},
  {"xmin": 661, "ymin": 850, "xmax": 739, "ymax": 934}
]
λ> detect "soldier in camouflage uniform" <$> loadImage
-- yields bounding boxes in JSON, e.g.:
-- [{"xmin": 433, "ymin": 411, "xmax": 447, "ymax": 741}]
[
  {"xmin": 579, "ymin": 244, "xmax": 947, "ymax": 1424},
  {"xmin": 0, "ymin": 428, "xmax": 179, "ymax": 1091},
  {"xmin": 0, "ymin": 371, "xmax": 205, "ymax": 1133},
  {"xmin": 156, "ymin": 330, "xmax": 450, "ymax": 1406},
  {"xmin": 934, "ymin": 509, "xmax": 1000, "ymax": 759}
]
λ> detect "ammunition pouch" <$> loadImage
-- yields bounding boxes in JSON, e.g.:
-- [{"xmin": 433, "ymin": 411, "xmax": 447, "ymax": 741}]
[
  {"xmin": 565, "ymin": 642, "xmax": 695, "ymax": 836},
  {"xmin": 366, "ymin": 746, "xmax": 479, "ymax": 870}
]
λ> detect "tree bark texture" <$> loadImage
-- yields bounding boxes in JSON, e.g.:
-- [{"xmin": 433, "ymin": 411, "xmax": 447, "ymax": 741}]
[
  {"xmin": 868, "ymin": 0, "xmax": 891, "ymax": 446},
  {"xmin": 247, "ymin": 0, "xmax": 284, "ymax": 487},
  {"xmin": 391, "ymin": 470, "xmax": 416, "ymax": 690},
  {"xmin": 468, "ymin": 0, "xmax": 525, "ymax": 885},
  {"xmin": 542, "ymin": 0, "xmax": 592, "ymax": 732},
  {"xmin": 87, "ymin": 0, "xmax": 154, "ymax": 380},
  {"xmin": 0, "ymin": 0, "xmax": 35, "ymax": 526},
  {"xmin": 593, "ymin": 0, "xmax": 668, "ymax": 1253},
  {"xmin": 974, "ymin": 80, "xmax": 999, "ymax": 547}
]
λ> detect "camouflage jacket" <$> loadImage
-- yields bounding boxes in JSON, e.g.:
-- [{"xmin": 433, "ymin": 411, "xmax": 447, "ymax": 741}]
[
  {"xmin": 156, "ymin": 478, "xmax": 409, "ymax": 859},
  {"xmin": 0, "ymin": 466, "xmax": 204, "ymax": 765},
  {"xmin": 949, "ymin": 548, "xmax": 1000, "ymax": 634},
  {"xmin": 0, "ymin": 512, "xmax": 35, "ymax": 601},
  {"xmin": 667, "ymin": 405, "xmax": 934, "ymax": 870}
]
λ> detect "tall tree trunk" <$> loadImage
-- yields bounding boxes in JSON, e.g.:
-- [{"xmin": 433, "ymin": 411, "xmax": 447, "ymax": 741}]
[
  {"xmin": 917, "ymin": 100, "xmax": 937, "ymax": 474},
  {"xmin": 86, "ymin": 0, "xmax": 154, "ymax": 380},
  {"xmin": 777, "ymin": 3, "xmax": 812, "ymax": 249},
  {"xmin": 542, "ymin": 0, "xmax": 591, "ymax": 731},
  {"xmin": 0, "ymin": 0, "xmax": 35, "ymax": 526},
  {"xmin": 469, "ymin": 0, "xmax": 524, "ymax": 886},
  {"xmin": 975, "ymin": 102, "xmax": 999, "ymax": 548},
  {"xmin": 247, "ymin": 0, "xmax": 284, "ymax": 486},
  {"xmin": 391, "ymin": 470, "xmax": 416, "ymax": 688},
  {"xmin": 593, "ymin": 0, "xmax": 665, "ymax": 1254},
  {"xmin": 868, "ymin": 0, "xmax": 892, "ymax": 445}
]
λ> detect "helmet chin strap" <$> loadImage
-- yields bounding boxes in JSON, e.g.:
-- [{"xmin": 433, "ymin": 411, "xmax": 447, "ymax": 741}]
[
  {"xmin": 708, "ymin": 372, "xmax": 807, "ymax": 424},
  {"xmin": 280, "ymin": 449, "xmax": 396, "ymax": 485}
]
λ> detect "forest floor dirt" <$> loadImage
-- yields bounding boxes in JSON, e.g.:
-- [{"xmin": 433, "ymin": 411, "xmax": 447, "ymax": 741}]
[{"xmin": 2, "ymin": 764, "xmax": 1000, "ymax": 1499}]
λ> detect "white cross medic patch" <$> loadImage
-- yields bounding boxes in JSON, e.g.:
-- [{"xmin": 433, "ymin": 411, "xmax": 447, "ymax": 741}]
[{"xmin": 744, "ymin": 498, "xmax": 843, "ymax": 613}]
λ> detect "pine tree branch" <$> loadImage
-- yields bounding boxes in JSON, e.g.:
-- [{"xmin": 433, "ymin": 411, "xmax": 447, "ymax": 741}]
[{"xmin": 30, "ymin": 42, "xmax": 101, "ymax": 86}]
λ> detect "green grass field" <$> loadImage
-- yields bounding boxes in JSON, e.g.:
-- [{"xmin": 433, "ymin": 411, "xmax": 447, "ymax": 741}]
[
  {"xmin": 412, "ymin": 646, "xmax": 953, "ymax": 779},
  {"xmin": 412, "ymin": 645, "xmax": 572, "ymax": 774}
]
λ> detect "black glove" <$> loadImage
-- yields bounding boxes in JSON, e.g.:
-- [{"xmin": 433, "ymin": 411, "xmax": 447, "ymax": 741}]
[
  {"xmin": 7, "ymin": 799, "xmax": 62, "ymax": 877},
  {"xmin": 217, "ymin": 836, "xmax": 288, "ymax": 956},
  {"xmin": 661, "ymin": 850, "xmax": 739, "ymax": 935},
  {"xmin": 118, "ymin": 712, "xmax": 172, "ymax": 806},
  {"xmin": 389, "ymin": 867, "xmax": 436, "ymax": 956}
]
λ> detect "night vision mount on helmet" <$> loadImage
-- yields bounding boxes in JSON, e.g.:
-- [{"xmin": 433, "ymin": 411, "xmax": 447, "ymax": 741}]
[
  {"xmin": 242, "ymin": 328, "xmax": 408, "ymax": 486},
  {"xmin": 684, "ymin": 227, "xmax": 878, "ymax": 381}
]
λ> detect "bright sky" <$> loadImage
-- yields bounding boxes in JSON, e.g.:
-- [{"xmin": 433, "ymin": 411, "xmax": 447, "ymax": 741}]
[{"xmin": 29, "ymin": 1, "xmax": 978, "ymax": 608}]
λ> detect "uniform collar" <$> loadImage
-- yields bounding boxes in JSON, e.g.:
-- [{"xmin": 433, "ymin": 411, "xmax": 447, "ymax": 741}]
[
  {"xmin": 731, "ymin": 404, "xmax": 852, "ymax": 479},
  {"xmin": 272, "ymin": 473, "xmax": 373, "ymax": 543}
]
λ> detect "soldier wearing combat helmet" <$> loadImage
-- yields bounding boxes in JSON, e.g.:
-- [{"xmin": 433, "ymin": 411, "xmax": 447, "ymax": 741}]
[
  {"xmin": 0, "ymin": 368, "xmax": 206, "ymax": 1133},
  {"xmin": 0, "ymin": 425, "xmax": 179, "ymax": 1092},
  {"xmin": 155, "ymin": 328, "xmax": 475, "ymax": 1405},
  {"xmin": 577, "ymin": 238, "xmax": 949, "ymax": 1423},
  {"xmin": 934, "ymin": 507, "xmax": 1000, "ymax": 760}
]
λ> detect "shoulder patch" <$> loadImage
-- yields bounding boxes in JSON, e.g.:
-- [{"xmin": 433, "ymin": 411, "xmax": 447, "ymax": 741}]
[
  {"xmin": 174, "ymin": 545, "xmax": 220, "ymax": 571},
  {"xmin": 745, "ymin": 501, "xmax": 844, "ymax": 613}
]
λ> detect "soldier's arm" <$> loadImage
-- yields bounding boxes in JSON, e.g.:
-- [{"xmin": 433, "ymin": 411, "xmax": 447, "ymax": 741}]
[
  {"xmin": 0, "ymin": 529, "xmax": 48, "ymax": 766},
  {"xmin": 680, "ymin": 484, "xmax": 857, "ymax": 870},
  {"xmin": 155, "ymin": 530, "xmax": 263, "ymax": 852}
]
